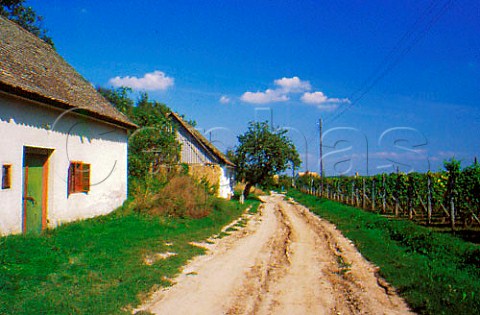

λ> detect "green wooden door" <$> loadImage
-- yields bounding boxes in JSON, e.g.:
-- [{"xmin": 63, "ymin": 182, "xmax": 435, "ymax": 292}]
[{"xmin": 23, "ymin": 153, "xmax": 47, "ymax": 234}]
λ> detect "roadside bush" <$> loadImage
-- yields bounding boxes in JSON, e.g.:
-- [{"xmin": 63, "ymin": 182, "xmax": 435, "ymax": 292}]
[
  {"xmin": 132, "ymin": 174, "xmax": 213, "ymax": 218},
  {"xmin": 151, "ymin": 175, "xmax": 212, "ymax": 218},
  {"xmin": 129, "ymin": 175, "xmax": 166, "ymax": 211}
]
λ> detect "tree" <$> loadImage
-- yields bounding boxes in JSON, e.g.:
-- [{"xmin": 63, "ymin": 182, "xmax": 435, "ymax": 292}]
[
  {"xmin": 1, "ymin": 0, "xmax": 54, "ymax": 47},
  {"xmin": 233, "ymin": 121, "xmax": 301, "ymax": 198},
  {"xmin": 98, "ymin": 87, "xmax": 180, "ymax": 179},
  {"xmin": 97, "ymin": 86, "xmax": 134, "ymax": 116}
]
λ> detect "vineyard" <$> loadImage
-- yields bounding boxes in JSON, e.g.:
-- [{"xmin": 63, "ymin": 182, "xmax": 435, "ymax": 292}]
[{"xmin": 296, "ymin": 159, "xmax": 480, "ymax": 232}]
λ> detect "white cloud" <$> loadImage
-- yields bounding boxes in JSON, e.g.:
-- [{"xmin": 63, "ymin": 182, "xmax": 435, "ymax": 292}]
[
  {"xmin": 301, "ymin": 91, "xmax": 328, "ymax": 104},
  {"xmin": 301, "ymin": 91, "xmax": 350, "ymax": 105},
  {"xmin": 274, "ymin": 76, "xmax": 311, "ymax": 93},
  {"xmin": 219, "ymin": 95, "xmax": 231, "ymax": 104},
  {"xmin": 317, "ymin": 104, "xmax": 340, "ymax": 112},
  {"xmin": 240, "ymin": 89, "xmax": 289, "ymax": 104},
  {"xmin": 240, "ymin": 76, "xmax": 349, "ymax": 108},
  {"xmin": 109, "ymin": 70, "xmax": 174, "ymax": 91},
  {"xmin": 240, "ymin": 76, "xmax": 310, "ymax": 104}
]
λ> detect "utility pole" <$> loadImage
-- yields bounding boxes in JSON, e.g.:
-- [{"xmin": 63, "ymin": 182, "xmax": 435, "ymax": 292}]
[
  {"xmin": 319, "ymin": 118, "xmax": 324, "ymax": 178},
  {"xmin": 319, "ymin": 118, "xmax": 324, "ymax": 197}
]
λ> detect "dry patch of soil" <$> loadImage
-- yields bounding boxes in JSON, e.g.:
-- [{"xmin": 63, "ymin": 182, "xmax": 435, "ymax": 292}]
[{"xmin": 135, "ymin": 194, "xmax": 413, "ymax": 315}]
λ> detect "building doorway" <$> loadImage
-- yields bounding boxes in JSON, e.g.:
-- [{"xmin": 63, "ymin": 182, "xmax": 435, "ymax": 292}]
[{"xmin": 23, "ymin": 147, "xmax": 52, "ymax": 234}]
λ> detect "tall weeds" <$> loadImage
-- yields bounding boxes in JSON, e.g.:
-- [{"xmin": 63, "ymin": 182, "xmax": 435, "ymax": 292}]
[{"xmin": 131, "ymin": 173, "xmax": 213, "ymax": 218}]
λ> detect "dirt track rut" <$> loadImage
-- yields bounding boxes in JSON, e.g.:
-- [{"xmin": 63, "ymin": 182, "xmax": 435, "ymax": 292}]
[{"xmin": 135, "ymin": 194, "xmax": 413, "ymax": 315}]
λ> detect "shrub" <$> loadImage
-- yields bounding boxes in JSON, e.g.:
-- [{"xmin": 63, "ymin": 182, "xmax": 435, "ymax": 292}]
[{"xmin": 133, "ymin": 175, "xmax": 213, "ymax": 218}]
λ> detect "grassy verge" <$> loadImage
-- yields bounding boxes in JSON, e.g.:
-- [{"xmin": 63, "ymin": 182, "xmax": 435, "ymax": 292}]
[
  {"xmin": 287, "ymin": 190, "xmax": 480, "ymax": 315},
  {"xmin": 0, "ymin": 197, "xmax": 260, "ymax": 315}
]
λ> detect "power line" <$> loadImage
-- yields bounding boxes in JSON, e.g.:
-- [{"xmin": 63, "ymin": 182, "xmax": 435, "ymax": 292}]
[
  {"xmin": 325, "ymin": 0, "xmax": 455, "ymax": 124},
  {"xmin": 346, "ymin": 0, "xmax": 438, "ymax": 104}
]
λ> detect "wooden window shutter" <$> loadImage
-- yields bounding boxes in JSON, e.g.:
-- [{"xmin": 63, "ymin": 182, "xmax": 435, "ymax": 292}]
[
  {"xmin": 68, "ymin": 163, "xmax": 75, "ymax": 194},
  {"xmin": 82, "ymin": 164, "xmax": 90, "ymax": 192},
  {"xmin": 68, "ymin": 162, "xmax": 90, "ymax": 194},
  {"xmin": 2, "ymin": 165, "xmax": 11, "ymax": 189},
  {"xmin": 74, "ymin": 163, "xmax": 83, "ymax": 193}
]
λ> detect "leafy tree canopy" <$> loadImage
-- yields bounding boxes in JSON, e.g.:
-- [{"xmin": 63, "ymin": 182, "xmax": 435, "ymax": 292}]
[
  {"xmin": 232, "ymin": 121, "xmax": 301, "ymax": 198},
  {"xmin": 1, "ymin": 0, "xmax": 54, "ymax": 47},
  {"xmin": 98, "ymin": 87, "xmax": 180, "ymax": 179},
  {"xmin": 97, "ymin": 86, "xmax": 134, "ymax": 116}
]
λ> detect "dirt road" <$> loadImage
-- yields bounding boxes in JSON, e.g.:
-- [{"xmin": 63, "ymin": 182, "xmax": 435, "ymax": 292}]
[{"xmin": 135, "ymin": 194, "xmax": 413, "ymax": 315}]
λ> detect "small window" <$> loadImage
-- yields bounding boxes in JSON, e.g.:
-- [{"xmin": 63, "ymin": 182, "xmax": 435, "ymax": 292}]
[
  {"xmin": 2, "ymin": 164, "xmax": 11, "ymax": 189},
  {"xmin": 68, "ymin": 162, "xmax": 90, "ymax": 194}
]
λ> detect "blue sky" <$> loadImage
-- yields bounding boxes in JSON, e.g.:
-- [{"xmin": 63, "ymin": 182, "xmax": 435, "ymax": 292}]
[{"xmin": 29, "ymin": 0, "xmax": 479, "ymax": 175}]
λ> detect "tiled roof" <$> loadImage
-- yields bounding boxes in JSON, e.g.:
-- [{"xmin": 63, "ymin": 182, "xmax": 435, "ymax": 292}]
[{"xmin": 0, "ymin": 16, "xmax": 136, "ymax": 129}]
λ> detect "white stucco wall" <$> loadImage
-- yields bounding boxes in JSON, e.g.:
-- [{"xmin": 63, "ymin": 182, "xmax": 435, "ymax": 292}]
[
  {"xmin": 218, "ymin": 166, "xmax": 234, "ymax": 199},
  {"xmin": 0, "ymin": 93, "xmax": 129, "ymax": 235}
]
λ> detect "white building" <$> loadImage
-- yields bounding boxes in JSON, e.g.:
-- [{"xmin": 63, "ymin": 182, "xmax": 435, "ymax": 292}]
[
  {"xmin": 169, "ymin": 112, "xmax": 235, "ymax": 199},
  {"xmin": 0, "ymin": 16, "xmax": 136, "ymax": 235}
]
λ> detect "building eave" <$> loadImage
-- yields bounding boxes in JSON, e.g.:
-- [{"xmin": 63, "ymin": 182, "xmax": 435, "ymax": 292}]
[{"xmin": 0, "ymin": 81, "xmax": 138, "ymax": 130}]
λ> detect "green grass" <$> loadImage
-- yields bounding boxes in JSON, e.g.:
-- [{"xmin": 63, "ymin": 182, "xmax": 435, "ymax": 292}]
[
  {"xmin": 245, "ymin": 195, "xmax": 262, "ymax": 215},
  {"xmin": 0, "ymin": 197, "xmax": 260, "ymax": 315},
  {"xmin": 287, "ymin": 190, "xmax": 480, "ymax": 315}
]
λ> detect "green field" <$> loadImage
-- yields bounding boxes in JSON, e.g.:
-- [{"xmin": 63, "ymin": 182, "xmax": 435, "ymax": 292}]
[{"xmin": 0, "ymin": 197, "xmax": 259, "ymax": 315}]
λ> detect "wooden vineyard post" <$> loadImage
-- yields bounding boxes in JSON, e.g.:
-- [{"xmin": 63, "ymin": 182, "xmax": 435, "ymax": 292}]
[
  {"xmin": 371, "ymin": 178, "xmax": 376, "ymax": 211},
  {"xmin": 408, "ymin": 197, "xmax": 413, "ymax": 220},
  {"xmin": 351, "ymin": 180, "xmax": 355, "ymax": 206},
  {"xmin": 407, "ymin": 175, "xmax": 413, "ymax": 220},
  {"xmin": 394, "ymin": 173, "xmax": 400, "ymax": 217},
  {"xmin": 450, "ymin": 194, "xmax": 455, "ymax": 231},
  {"xmin": 395, "ymin": 197, "xmax": 399, "ymax": 217},
  {"xmin": 355, "ymin": 188, "xmax": 360, "ymax": 208},
  {"xmin": 337, "ymin": 183, "xmax": 340, "ymax": 201},
  {"xmin": 382, "ymin": 174, "xmax": 386, "ymax": 214},
  {"xmin": 445, "ymin": 162, "xmax": 458, "ymax": 232},
  {"xmin": 427, "ymin": 172, "xmax": 433, "ymax": 225},
  {"xmin": 362, "ymin": 178, "xmax": 366, "ymax": 209},
  {"xmin": 320, "ymin": 177, "xmax": 324, "ymax": 198}
]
